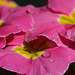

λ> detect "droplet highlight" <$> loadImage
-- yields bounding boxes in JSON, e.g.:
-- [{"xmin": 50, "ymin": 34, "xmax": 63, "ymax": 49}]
[
  {"xmin": 42, "ymin": 51, "xmax": 51, "ymax": 58},
  {"xmin": 43, "ymin": 64, "xmax": 47, "ymax": 66},
  {"xmin": 27, "ymin": 10, "xmax": 31, "ymax": 13},
  {"xmin": 49, "ymin": 59, "xmax": 55, "ymax": 63}
]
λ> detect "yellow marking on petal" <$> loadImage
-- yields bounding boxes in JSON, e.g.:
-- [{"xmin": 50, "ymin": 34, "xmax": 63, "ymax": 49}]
[
  {"xmin": 13, "ymin": 46, "xmax": 44, "ymax": 59},
  {"xmin": 0, "ymin": 1, "xmax": 18, "ymax": 8},
  {"xmin": 32, "ymin": 51, "xmax": 44, "ymax": 59},
  {"xmin": 0, "ymin": 20, "xmax": 4, "ymax": 26},
  {"xmin": 71, "ymin": 10, "xmax": 75, "ymax": 18},
  {"xmin": 58, "ymin": 10, "xmax": 75, "ymax": 24},
  {"xmin": 13, "ymin": 46, "xmax": 25, "ymax": 51},
  {"xmin": 18, "ymin": 51, "xmax": 32, "ymax": 58},
  {"xmin": 7, "ymin": 1, "xmax": 18, "ymax": 8}
]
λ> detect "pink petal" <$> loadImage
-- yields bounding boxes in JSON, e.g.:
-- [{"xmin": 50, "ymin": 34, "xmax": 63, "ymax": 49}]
[
  {"xmin": 47, "ymin": 0, "xmax": 75, "ymax": 14},
  {"xmin": 0, "ymin": 5, "xmax": 10, "ymax": 20},
  {"xmin": 7, "ymin": 5, "xmax": 40, "ymax": 32},
  {"xmin": 0, "ymin": 5, "xmax": 36, "ymax": 37},
  {"xmin": 67, "ymin": 27, "xmax": 75, "ymax": 41},
  {"xmin": 20, "ymin": 47, "xmax": 70, "ymax": 75},
  {"xmin": 42, "ymin": 26, "xmax": 66, "ymax": 47},
  {"xmin": 25, "ymin": 25, "xmax": 66, "ymax": 48},
  {"xmin": 38, "ymin": 47, "xmax": 70, "ymax": 75},
  {"xmin": 58, "ymin": 25, "xmax": 75, "ymax": 41},
  {"xmin": 25, "ymin": 11, "xmax": 60, "ymax": 41},
  {"xmin": 0, "ymin": 22, "xmax": 21, "ymax": 37},
  {"xmin": 10, "ymin": 14, "xmax": 33, "ymax": 32},
  {"xmin": 26, "ymin": 59, "xmax": 47, "ymax": 75},
  {"xmin": 31, "ymin": 11, "xmax": 59, "ymax": 27},
  {"xmin": 66, "ymin": 47, "xmax": 75, "ymax": 63},
  {"xmin": 58, "ymin": 33, "xmax": 75, "ymax": 49},
  {"xmin": 0, "ymin": 6, "xmax": 21, "ymax": 37},
  {"xmin": 6, "ymin": 32, "xmax": 25, "ymax": 46},
  {"xmin": 0, "ymin": 48, "xmax": 32, "ymax": 74},
  {"xmin": 0, "ymin": 37, "xmax": 6, "ymax": 48}
]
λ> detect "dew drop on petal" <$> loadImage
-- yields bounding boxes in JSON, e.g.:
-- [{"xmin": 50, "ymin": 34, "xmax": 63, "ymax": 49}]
[
  {"xmin": 43, "ymin": 64, "xmax": 47, "ymax": 66},
  {"xmin": 49, "ymin": 59, "xmax": 55, "ymax": 63},
  {"xmin": 42, "ymin": 51, "xmax": 51, "ymax": 58},
  {"xmin": 27, "ymin": 10, "xmax": 31, "ymax": 13}
]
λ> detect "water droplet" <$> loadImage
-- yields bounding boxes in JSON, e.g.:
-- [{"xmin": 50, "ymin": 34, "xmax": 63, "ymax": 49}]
[
  {"xmin": 42, "ymin": 51, "xmax": 51, "ymax": 58},
  {"xmin": 27, "ymin": 10, "xmax": 31, "ymax": 13},
  {"xmin": 49, "ymin": 59, "xmax": 55, "ymax": 63},
  {"xmin": 43, "ymin": 64, "xmax": 47, "ymax": 66}
]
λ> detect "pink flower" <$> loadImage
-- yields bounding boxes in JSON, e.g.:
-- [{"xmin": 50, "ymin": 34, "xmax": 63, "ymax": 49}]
[
  {"xmin": 0, "ymin": 5, "xmax": 34, "ymax": 48},
  {"xmin": 47, "ymin": 0, "xmax": 75, "ymax": 45},
  {"xmin": 0, "ymin": 3, "xmax": 74, "ymax": 75},
  {"xmin": 12, "ymin": 5, "xmax": 63, "ymax": 47},
  {"xmin": 0, "ymin": 31, "xmax": 71, "ymax": 75},
  {"xmin": 26, "ymin": 7, "xmax": 68, "ymax": 47},
  {"xmin": 0, "ymin": 10, "xmax": 74, "ymax": 74}
]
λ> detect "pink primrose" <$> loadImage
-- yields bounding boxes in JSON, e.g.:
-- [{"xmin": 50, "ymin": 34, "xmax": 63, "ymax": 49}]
[
  {"xmin": 0, "ymin": 3, "xmax": 74, "ymax": 75},
  {"xmin": 0, "ymin": 22, "xmax": 75, "ymax": 75},
  {"xmin": 0, "ymin": 31, "xmax": 71, "ymax": 75},
  {"xmin": 47, "ymin": 0, "xmax": 75, "ymax": 45},
  {"xmin": 25, "ymin": 9, "xmax": 68, "ymax": 47}
]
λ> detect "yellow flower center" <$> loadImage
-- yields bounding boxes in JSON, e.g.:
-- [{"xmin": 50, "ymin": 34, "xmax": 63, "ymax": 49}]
[
  {"xmin": 12, "ymin": 36, "xmax": 51, "ymax": 59},
  {"xmin": 58, "ymin": 10, "xmax": 75, "ymax": 24},
  {"xmin": 0, "ymin": 20, "xmax": 4, "ymax": 26},
  {"xmin": 0, "ymin": 1, "xmax": 18, "ymax": 8}
]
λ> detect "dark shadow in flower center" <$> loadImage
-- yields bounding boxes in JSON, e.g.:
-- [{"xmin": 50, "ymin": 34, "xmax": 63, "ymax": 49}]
[{"xmin": 23, "ymin": 36, "xmax": 57, "ymax": 53}]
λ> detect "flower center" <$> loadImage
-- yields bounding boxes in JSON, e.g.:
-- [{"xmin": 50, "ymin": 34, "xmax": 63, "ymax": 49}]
[
  {"xmin": 58, "ymin": 10, "xmax": 75, "ymax": 24},
  {"xmin": 0, "ymin": 20, "xmax": 4, "ymax": 26},
  {"xmin": 12, "ymin": 36, "xmax": 51, "ymax": 59}
]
